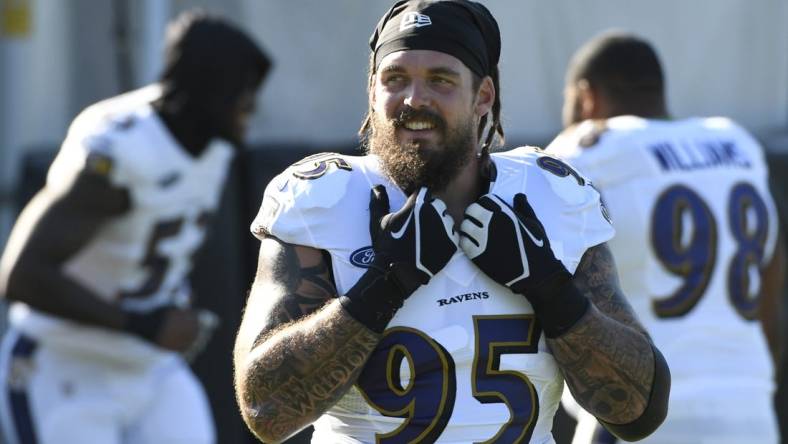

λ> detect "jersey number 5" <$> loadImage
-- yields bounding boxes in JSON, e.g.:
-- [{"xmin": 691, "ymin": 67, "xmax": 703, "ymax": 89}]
[
  {"xmin": 356, "ymin": 314, "xmax": 541, "ymax": 444},
  {"xmin": 651, "ymin": 182, "xmax": 769, "ymax": 320},
  {"xmin": 118, "ymin": 212, "xmax": 212, "ymax": 301}
]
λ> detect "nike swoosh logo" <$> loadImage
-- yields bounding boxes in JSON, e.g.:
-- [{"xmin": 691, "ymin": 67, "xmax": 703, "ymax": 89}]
[
  {"xmin": 391, "ymin": 210, "xmax": 413, "ymax": 239},
  {"xmin": 520, "ymin": 221, "xmax": 544, "ymax": 247}
]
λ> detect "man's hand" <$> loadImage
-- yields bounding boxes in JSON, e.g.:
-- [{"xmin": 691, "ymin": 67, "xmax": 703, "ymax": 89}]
[
  {"xmin": 125, "ymin": 306, "xmax": 219, "ymax": 357},
  {"xmin": 369, "ymin": 185, "xmax": 459, "ymax": 292},
  {"xmin": 341, "ymin": 186, "xmax": 458, "ymax": 332},
  {"xmin": 159, "ymin": 308, "xmax": 219, "ymax": 360},
  {"xmin": 460, "ymin": 193, "xmax": 570, "ymax": 299},
  {"xmin": 461, "ymin": 192, "xmax": 590, "ymax": 338}
]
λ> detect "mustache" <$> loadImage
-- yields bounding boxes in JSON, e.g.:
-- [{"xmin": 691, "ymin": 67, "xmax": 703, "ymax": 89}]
[{"xmin": 392, "ymin": 107, "xmax": 446, "ymax": 131}]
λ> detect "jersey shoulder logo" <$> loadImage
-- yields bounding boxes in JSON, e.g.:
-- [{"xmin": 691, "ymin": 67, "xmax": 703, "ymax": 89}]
[
  {"xmin": 536, "ymin": 155, "xmax": 585, "ymax": 186},
  {"xmin": 83, "ymin": 134, "xmax": 116, "ymax": 176},
  {"xmin": 291, "ymin": 153, "xmax": 352, "ymax": 180}
]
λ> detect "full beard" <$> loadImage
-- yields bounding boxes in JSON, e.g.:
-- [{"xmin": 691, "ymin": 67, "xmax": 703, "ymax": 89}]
[{"xmin": 365, "ymin": 109, "xmax": 476, "ymax": 193}]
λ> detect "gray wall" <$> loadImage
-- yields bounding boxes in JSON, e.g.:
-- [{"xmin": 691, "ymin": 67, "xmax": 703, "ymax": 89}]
[
  {"xmin": 241, "ymin": 0, "xmax": 788, "ymax": 145},
  {"xmin": 1, "ymin": 0, "xmax": 788, "ymax": 238}
]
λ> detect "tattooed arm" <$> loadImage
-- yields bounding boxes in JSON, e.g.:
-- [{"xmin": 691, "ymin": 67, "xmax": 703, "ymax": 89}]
[
  {"xmin": 233, "ymin": 236, "xmax": 380, "ymax": 443},
  {"xmin": 547, "ymin": 243, "xmax": 669, "ymax": 436}
]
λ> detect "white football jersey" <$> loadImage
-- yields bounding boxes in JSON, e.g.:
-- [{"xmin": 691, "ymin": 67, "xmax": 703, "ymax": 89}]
[
  {"xmin": 548, "ymin": 116, "xmax": 779, "ymax": 442},
  {"xmin": 10, "ymin": 85, "xmax": 234, "ymax": 365},
  {"xmin": 252, "ymin": 148, "xmax": 614, "ymax": 443}
]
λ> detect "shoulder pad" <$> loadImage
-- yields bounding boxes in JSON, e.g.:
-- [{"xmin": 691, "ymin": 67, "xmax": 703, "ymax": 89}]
[
  {"xmin": 493, "ymin": 148, "xmax": 593, "ymax": 206},
  {"xmin": 546, "ymin": 120, "xmax": 610, "ymax": 157},
  {"xmin": 251, "ymin": 152, "xmax": 357, "ymax": 242},
  {"xmin": 534, "ymin": 153, "xmax": 593, "ymax": 206},
  {"xmin": 490, "ymin": 148, "xmax": 615, "ymax": 273},
  {"xmin": 289, "ymin": 152, "xmax": 354, "ymax": 180}
]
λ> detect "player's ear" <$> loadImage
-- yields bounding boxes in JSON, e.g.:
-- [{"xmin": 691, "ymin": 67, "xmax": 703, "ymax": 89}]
[
  {"xmin": 474, "ymin": 76, "xmax": 494, "ymax": 117},
  {"xmin": 576, "ymin": 79, "xmax": 596, "ymax": 120}
]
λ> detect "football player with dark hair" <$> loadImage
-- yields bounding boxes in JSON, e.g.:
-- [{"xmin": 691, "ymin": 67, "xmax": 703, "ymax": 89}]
[
  {"xmin": 0, "ymin": 10, "xmax": 271, "ymax": 444},
  {"xmin": 234, "ymin": 2, "xmax": 670, "ymax": 443},
  {"xmin": 549, "ymin": 31, "xmax": 784, "ymax": 443}
]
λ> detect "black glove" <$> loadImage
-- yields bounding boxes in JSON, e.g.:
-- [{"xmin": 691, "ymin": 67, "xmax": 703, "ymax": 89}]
[
  {"xmin": 460, "ymin": 193, "xmax": 588, "ymax": 337},
  {"xmin": 341, "ymin": 185, "xmax": 458, "ymax": 333}
]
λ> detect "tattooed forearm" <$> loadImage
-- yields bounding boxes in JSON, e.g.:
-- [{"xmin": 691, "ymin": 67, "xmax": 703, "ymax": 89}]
[
  {"xmin": 572, "ymin": 244, "xmax": 647, "ymax": 335},
  {"xmin": 241, "ymin": 303, "xmax": 379, "ymax": 442},
  {"xmin": 548, "ymin": 305, "xmax": 654, "ymax": 422},
  {"xmin": 547, "ymin": 244, "xmax": 655, "ymax": 424},
  {"xmin": 234, "ymin": 237, "xmax": 381, "ymax": 443}
]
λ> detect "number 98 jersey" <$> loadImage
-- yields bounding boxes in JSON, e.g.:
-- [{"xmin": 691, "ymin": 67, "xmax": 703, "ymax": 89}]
[
  {"xmin": 547, "ymin": 116, "xmax": 780, "ymax": 442},
  {"xmin": 252, "ymin": 148, "xmax": 614, "ymax": 443}
]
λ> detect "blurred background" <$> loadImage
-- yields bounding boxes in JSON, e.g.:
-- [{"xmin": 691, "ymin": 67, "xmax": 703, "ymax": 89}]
[{"xmin": 1, "ymin": 0, "xmax": 787, "ymax": 443}]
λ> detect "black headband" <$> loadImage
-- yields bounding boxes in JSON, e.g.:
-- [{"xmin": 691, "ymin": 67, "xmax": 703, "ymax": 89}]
[{"xmin": 369, "ymin": 0, "xmax": 501, "ymax": 78}]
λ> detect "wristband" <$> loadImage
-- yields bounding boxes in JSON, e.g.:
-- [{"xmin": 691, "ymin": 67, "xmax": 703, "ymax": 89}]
[
  {"xmin": 340, "ymin": 266, "xmax": 411, "ymax": 334},
  {"xmin": 524, "ymin": 277, "xmax": 590, "ymax": 338},
  {"xmin": 123, "ymin": 307, "xmax": 168, "ymax": 343}
]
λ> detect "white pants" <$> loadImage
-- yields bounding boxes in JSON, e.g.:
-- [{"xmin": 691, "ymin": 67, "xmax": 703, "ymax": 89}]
[{"xmin": 0, "ymin": 328, "xmax": 215, "ymax": 444}]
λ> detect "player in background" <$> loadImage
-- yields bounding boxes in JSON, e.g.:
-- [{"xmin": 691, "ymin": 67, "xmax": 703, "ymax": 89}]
[
  {"xmin": 233, "ymin": 2, "xmax": 669, "ymax": 443},
  {"xmin": 547, "ymin": 31, "xmax": 785, "ymax": 444},
  {"xmin": 0, "ymin": 10, "xmax": 271, "ymax": 444}
]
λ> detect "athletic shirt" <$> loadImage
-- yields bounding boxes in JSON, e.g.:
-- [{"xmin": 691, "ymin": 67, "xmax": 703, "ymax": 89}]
[
  {"xmin": 252, "ymin": 147, "xmax": 614, "ymax": 444},
  {"xmin": 547, "ymin": 116, "xmax": 779, "ymax": 409},
  {"xmin": 9, "ymin": 85, "xmax": 234, "ymax": 365}
]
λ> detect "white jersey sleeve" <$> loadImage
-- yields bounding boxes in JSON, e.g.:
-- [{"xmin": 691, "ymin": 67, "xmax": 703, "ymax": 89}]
[
  {"xmin": 490, "ymin": 146, "xmax": 616, "ymax": 274},
  {"xmin": 251, "ymin": 152, "xmax": 365, "ymax": 249},
  {"xmin": 46, "ymin": 86, "xmax": 162, "ymax": 194}
]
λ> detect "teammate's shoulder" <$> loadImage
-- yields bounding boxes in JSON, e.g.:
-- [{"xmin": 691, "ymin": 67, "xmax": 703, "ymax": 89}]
[
  {"xmin": 696, "ymin": 115, "xmax": 740, "ymax": 130},
  {"xmin": 581, "ymin": 116, "xmax": 652, "ymax": 149},
  {"xmin": 546, "ymin": 117, "xmax": 643, "ymax": 158},
  {"xmin": 694, "ymin": 116, "xmax": 758, "ymax": 140},
  {"xmin": 569, "ymin": 119, "xmax": 619, "ymax": 149},
  {"xmin": 54, "ymin": 86, "xmax": 173, "ymax": 184},
  {"xmin": 68, "ymin": 85, "xmax": 161, "ymax": 140}
]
